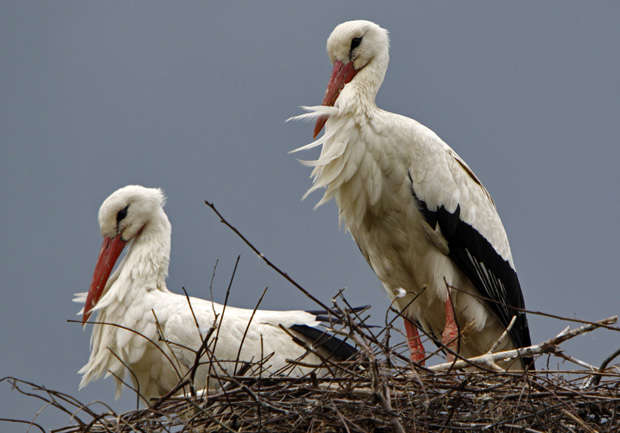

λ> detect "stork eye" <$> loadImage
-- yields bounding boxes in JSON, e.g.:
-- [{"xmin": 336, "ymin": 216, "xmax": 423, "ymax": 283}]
[
  {"xmin": 350, "ymin": 37, "xmax": 363, "ymax": 52},
  {"xmin": 116, "ymin": 205, "xmax": 129, "ymax": 224}
]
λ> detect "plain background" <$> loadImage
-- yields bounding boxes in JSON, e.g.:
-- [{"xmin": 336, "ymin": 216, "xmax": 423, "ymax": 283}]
[{"xmin": 2, "ymin": 2, "xmax": 619, "ymax": 430}]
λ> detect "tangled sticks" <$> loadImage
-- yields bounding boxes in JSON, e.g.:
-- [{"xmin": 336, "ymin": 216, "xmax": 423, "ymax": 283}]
[{"xmin": 3, "ymin": 202, "xmax": 620, "ymax": 432}]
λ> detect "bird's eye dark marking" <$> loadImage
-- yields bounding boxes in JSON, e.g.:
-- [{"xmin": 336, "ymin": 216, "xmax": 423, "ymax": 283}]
[
  {"xmin": 350, "ymin": 37, "xmax": 363, "ymax": 52},
  {"xmin": 116, "ymin": 205, "xmax": 129, "ymax": 224}
]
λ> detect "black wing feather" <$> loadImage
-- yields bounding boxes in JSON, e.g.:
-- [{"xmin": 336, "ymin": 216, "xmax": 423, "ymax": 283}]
[
  {"xmin": 289, "ymin": 324, "xmax": 357, "ymax": 361},
  {"xmin": 304, "ymin": 306, "xmax": 369, "ymax": 324},
  {"xmin": 411, "ymin": 181, "xmax": 534, "ymax": 368}
]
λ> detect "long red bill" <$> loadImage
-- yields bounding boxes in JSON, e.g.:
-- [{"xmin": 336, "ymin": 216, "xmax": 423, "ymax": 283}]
[
  {"xmin": 82, "ymin": 234, "xmax": 127, "ymax": 324},
  {"xmin": 313, "ymin": 60, "xmax": 358, "ymax": 138}
]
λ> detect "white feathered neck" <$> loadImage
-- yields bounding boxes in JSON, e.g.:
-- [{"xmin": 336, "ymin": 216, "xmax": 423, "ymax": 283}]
[
  {"xmin": 94, "ymin": 206, "xmax": 172, "ymax": 314},
  {"xmin": 288, "ymin": 22, "xmax": 392, "ymax": 230}
]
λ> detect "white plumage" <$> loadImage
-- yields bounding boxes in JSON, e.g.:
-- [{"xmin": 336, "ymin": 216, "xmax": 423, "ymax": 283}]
[
  {"xmin": 77, "ymin": 185, "xmax": 355, "ymax": 402},
  {"xmin": 290, "ymin": 20, "xmax": 533, "ymax": 369}
]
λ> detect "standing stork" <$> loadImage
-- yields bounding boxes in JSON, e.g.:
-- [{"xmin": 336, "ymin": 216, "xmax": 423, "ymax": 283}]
[
  {"xmin": 76, "ymin": 185, "xmax": 356, "ymax": 402},
  {"xmin": 290, "ymin": 20, "xmax": 533, "ymax": 369}
]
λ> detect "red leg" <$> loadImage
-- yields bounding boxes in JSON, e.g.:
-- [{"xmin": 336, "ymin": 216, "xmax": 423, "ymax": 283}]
[
  {"xmin": 442, "ymin": 295, "xmax": 459, "ymax": 361},
  {"xmin": 404, "ymin": 318, "xmax": 426, "ymax": 365}
]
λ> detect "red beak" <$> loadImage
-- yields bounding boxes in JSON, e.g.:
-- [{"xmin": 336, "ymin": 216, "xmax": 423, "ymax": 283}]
[
  {"xmin": 313, "ymin": 60, "xmax": 359, "ymax": 138},
  {"xmin": 82, "ymin": 234, "xmax": 127, "ymax": 324}
]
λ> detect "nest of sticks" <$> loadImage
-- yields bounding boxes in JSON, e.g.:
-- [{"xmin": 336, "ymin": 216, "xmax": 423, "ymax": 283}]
[
  {"xmin": 4, "ymin": 202, "xmax": 620, "ymax": 432},
  {"xmin": 4, "ymin": 308, "xmax": 620, "ymax": 433}
]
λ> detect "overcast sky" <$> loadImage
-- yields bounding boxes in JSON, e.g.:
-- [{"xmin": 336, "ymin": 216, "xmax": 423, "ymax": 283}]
[{"xmin": 2, "ymin": 2, "xmax": 620, "ymax": 430}]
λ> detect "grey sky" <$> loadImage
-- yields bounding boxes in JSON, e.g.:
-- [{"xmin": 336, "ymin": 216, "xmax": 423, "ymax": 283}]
[{"xmin": 2, "ymin": 2, "xmax": 620, "ymax": 430}]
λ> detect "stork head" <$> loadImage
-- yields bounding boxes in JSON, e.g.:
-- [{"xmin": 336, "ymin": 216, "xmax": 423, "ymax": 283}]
[
  {"xmin": 82, "ymin": 185, "xmax": 166, "ymax": 324},
  {"xmin": 314, "ymin": 20, "xmax": 390, "ymax": 137}
]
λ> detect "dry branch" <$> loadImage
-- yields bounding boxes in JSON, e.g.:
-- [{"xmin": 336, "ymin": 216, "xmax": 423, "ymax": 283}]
[{"xmin": 429, "ymin": 316, "xmax": 618, "ymax": 372}]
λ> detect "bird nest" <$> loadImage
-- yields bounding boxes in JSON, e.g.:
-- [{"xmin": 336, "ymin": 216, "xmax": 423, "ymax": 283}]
[
  {"xmin": 4, "ymin": 306, "xmax": 620, "ymax": 433},
  {"xmin": 4, "ymin": 202, "xmax": 620, "ymax": 432}
]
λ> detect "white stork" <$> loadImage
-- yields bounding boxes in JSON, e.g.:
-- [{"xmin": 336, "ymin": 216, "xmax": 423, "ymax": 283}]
[
  {"xmin": 290, "ymin": 20, "xmax": 533, "ymax": 369},
  {"xmin": 76, "ymin": 185, "xmax": 356, "ymax": 402}
]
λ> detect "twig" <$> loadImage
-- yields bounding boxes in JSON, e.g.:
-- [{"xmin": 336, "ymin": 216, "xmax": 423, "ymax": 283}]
[
  {"xmin": 0, "ymin": 418, "xmax": 46, "ymax": 433},
  {"xmin": 587, "ymin": 346, "xmax": 620, "ymax": 387},
  {"xmin": 234, "ymin": 286, "xmax": 269, "ymax": 375},
  {"xmin": 204, "ymin": 200, "xmax": 333, "ymax": 312},
  {"xmin": 447, "ymin": 283, "xmax": 620, "ymax": 333},
  {"xmin": 487, "ymin": 315, "xmax": 517, "ymax": 354}
]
